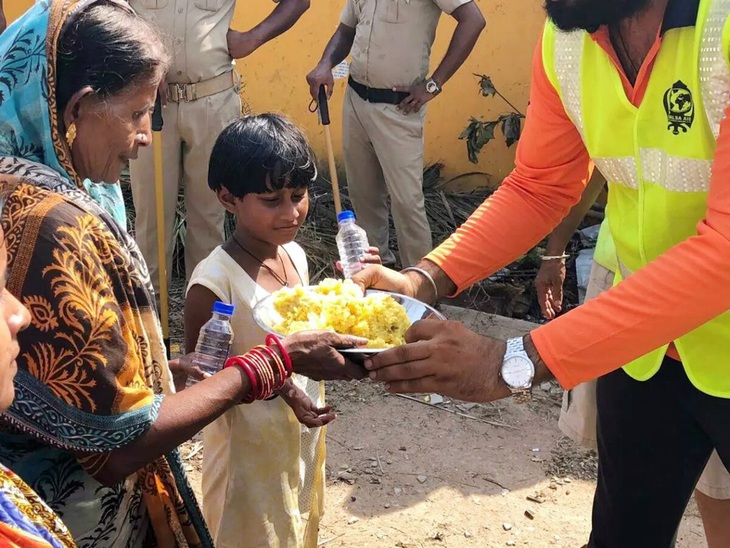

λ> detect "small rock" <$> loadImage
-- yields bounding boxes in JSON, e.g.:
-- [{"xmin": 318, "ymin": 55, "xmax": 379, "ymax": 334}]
[
  {"xmin": 531, "ymin": 448, "xmax": 540, "ymax": 452},
  {"xmin": 548, "ymin": 483, "xmax": 557, "ymax": 490},
  {"xmin": 539, "ymin": 382, "xmax": 552, "ymax": 391},
  {"xmin": 526, "ymin": 494, "xmax": 545, "ymax": 504},
  {"xmin": 501, "ymin": 489, "xmax": 510, "ymax": 497},
  {"xmin": 369, "ymin": 477, "xmax": 382, "ymax": 485},
  {"xmin": 347, "ymin": 517, "xmax": 359, "ymax": 525},
  {"xmin": 429, "ymin": 393, "xmax": 444, "ymax": 405},
  {"xmin": 524, "ymin": 510, "xmax": 535, "ymax": 520},
  {"xmin": 337, "ymin": 471, "xmax": 357, "ymax": 484},
  {"xmin": 553, "ymin": 535, "xmax": 561, "ymax": 541},
  {"xmin": 417, "ymin": 475, "xmax": 428, "ymax": 484},
  {"xmin": 350, "ymin": 496, "xmax": 357, "ymax": 502},
  {"xmin": 370, "ymin": 461, "xmax": 379, "ymax": 468},
  {"xmin": 464, "ymin": 530, "xmax": 472, "ymax": 538},
  {"xmin": 353, "ymin": 446, "xmax": 364, "ymax": 451},
  {"xmin": 563, "ymin": 478, "xmax": 572, "ymax": 484},
  {"xmin": 550, "ymin": 386, "xmax": 563, "ymax": 395},
  {"xmin": 502, "ymin": 522, "xmax": 513, "ymax": 531},
  {"xmin": 384, "ymin": 503, "xmax": 391, "ymax": 509},
  {"xmin": 394, "ymin": 487, "xmax": 403, "ymax": 495},
  {"xmin": 386, "ymin": 459, "xmax": 393, "ymax": 465},
  {"xmin": 507, "ymin": 541, "xmax": 516, "ymax": 547},
  {"xmin": 399, "ymin": 446, "xmax": 407, "ymax": 451},
  {"xmin": 565, "ymin": 489, "xmax": 571, "ymax": 495},
  {"xmin": 431, "ymin": 532, "xmax": 445, "ymax": 541}
]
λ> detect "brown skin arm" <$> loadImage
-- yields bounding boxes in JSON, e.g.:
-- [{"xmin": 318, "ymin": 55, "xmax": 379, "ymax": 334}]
[
  {"xmin": 184, "ymin": 284, "xmax": 219, "ymax": 356},
  {"xmin": 395, "ymin": 2, "xmax": 486, "ymax": 114},
  {"xmin": 227, "ymin": 0, "xmax": 310, "ymax": 59},
  {"xmin": 94, "ymin": 364, "xmax": 251, "ymax": 485},
  {"xmin": 431, "ymin": 2, "xmax": 486, "ymax": 87},
  {"xmin": 306, "ymin": 23, "xmax": 356, "ymax": 101},
  {"xmin": 543, "ymin": 171, "xmax": 605, "ymax": 257},
  {"xmin": 536, "ymin": 171, "xmax": 606, "ymax": 318}
]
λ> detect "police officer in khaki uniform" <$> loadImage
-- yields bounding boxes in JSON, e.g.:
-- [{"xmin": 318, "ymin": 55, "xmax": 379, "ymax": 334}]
[
  {"xmin": 129, "ymin": 0, "xmax": 309, "ymax": 297},
  {"xmin": 307, "ymin": 0, "xmax": 485, "ymax": 267}
]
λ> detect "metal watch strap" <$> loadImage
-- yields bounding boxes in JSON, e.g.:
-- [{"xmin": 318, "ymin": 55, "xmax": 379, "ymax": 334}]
[
  {"xmin": 504, "ymin": 337, "xmax": 533, "ymax": 403},
  {"xmin": 505, "ymin": 337, "xmax": 524, "ymax": 355}
]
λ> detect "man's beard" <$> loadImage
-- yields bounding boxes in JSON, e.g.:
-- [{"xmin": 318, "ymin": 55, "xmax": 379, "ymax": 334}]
[{"xmin": 544, "ymin": 0, "xmax": 652, "ymax": 32}]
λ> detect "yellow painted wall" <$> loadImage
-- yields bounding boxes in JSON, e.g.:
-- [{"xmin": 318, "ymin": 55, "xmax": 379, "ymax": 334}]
[{"xmin": 8, "ymin": 0, "xmax": 545, "ymax": 185}]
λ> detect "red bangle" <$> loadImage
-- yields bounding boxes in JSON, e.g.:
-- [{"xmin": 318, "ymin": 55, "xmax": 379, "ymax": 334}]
[
  {"xmin": 266, "ymin": 334, "xmax": 292, "ymax": 376},
  {"xmin": 258, "ymin": 346, "xmax": 286, "ymax": 388},
  {"xmin": 250, "ymin": 347, "xmax": 285, "ymax": 392},
  {"xmin": 225, "ymin": 356, "xmax": 258, "ymax": 404},
  {"xmin": 247, "ymin": 351, "xmax": 272, "ymax": 399}
]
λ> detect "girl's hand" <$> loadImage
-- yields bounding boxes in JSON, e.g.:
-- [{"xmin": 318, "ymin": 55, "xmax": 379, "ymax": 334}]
[
  {"xmin": 278, "ymin": 379, "xmax": 335, "ymax": 428},
  {"xmin": 336, "ymin": 246, "xmax": 382, "ymax": 273},
  {"xmin": 169, "ymin": 353, "xmax": 207, "ymax": 392}
]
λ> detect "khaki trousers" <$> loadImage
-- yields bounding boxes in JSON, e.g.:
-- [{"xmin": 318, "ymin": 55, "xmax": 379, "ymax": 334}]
[
  {"xmin": 342, "ymin": 87, "xmax": 432, "ymax": 267},
  {"xmin": 129, "ymin": 86, "xmax": 241, "ymax": 296},
  {"xmin": 559, "ymin": 261, "xmax": 730, "ymax": 499}
]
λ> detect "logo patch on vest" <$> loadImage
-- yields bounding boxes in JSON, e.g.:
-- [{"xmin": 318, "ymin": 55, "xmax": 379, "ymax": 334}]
[{"xmin": 663, "ymin": 80, "xmax": 694, "ymax": 135}]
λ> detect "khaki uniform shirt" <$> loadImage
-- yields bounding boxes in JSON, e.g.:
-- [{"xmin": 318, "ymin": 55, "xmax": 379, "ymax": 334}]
[
  {"xmin": 340, "ymin": 0, "xmax": 472, "ymax": 89},
  {"xmin": 129, "ymin": 0, "xmax": 236, "ymax": 84}
]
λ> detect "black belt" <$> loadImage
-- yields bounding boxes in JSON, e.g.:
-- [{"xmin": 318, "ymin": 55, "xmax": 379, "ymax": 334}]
[{"xmin": 348, "ymin": 76, "xmax": 409, "ymax": 105}]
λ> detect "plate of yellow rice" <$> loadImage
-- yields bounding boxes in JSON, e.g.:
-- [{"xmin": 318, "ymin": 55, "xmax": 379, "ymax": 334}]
[{"xmin": 252, "ymin": 279, "xmax": 445, "ymax": 356}]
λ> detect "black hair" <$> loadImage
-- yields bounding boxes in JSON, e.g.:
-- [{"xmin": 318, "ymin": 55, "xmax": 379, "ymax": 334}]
[
  {"xmin": 56, "ymin": 1, "xmax": 169, "ymax": 114},
  {"xmin": 208, "ymin": 113, "xmax": 318, "ymax": 198}
]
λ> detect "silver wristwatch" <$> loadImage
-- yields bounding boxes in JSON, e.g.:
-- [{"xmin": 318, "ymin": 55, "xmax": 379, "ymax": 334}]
[
  {"xmin": 425, "ymin": 78, "xmax": 442, "ymax": 95},
  {"xmin": 500, "ymin": 337, "xmax": 535, "ymax": 403}
]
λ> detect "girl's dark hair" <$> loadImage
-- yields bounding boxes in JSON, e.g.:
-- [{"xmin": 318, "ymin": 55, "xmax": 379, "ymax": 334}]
[
  {"xmin": 208, "ymin": 114, "xmax": 318, "ymax": 198},
  {"xmin": 56, "ymin": 1, "xmax": 169, "ymax": 114}
]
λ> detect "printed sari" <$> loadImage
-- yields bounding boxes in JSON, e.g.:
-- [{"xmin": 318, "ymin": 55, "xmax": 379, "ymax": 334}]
[
  {"xmin": 0, "ymin": 463, "xmax": 75, "ymax": 548},
  {"xmin": 0, "ymin": 1, "xmax": 212, "ymax": 546}
]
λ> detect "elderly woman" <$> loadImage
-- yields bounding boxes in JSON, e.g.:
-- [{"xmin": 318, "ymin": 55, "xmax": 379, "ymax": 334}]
[
  {"xmin": 0, "ymin": 1, "xmax": 364, "ymax": 547},
  {"xmin": 0, "ymin": 189, "xmax": 73, "ymax": 547}
]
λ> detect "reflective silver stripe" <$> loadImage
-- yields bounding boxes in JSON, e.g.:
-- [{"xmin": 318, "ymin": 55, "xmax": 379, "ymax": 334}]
[
  {"xmin": 639, "ymin": 148, "xmax": 712, "ymax": 192},
  {"xmin": 594, "ymin": 157, "xmax": 639, "ymax": 189},
  {"xmin": 699, "ymin": 0, "xmax": 730, "ymax": 139},
  {"xmin": 552, "ymin": 28, "xmax": 587, "ymax": 140}
]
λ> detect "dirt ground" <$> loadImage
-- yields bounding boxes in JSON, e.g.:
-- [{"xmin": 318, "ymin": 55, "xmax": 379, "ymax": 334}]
[{"xmin": 178, "ymin": 307, "xmax": 708, "ymax": 548}]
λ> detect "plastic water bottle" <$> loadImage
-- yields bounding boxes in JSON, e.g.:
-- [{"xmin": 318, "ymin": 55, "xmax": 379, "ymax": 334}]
[
  {"xmin": 336, "ymin": 210, "xmax": 370, "ymax": 278},
  {"xmin": 187, "ymin": 301, "xmax": 235, "ymax": 386}
]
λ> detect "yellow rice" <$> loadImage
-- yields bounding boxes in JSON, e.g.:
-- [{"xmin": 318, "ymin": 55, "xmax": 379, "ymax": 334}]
[{"xmin": 271, "ymin": 279, "xmax": 410, "ymax": 348}]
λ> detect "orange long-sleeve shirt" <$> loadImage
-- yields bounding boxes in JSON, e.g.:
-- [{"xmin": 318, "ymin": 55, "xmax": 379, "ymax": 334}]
[{"xmin": 426, "ymin": 26, "xmax": 730, "ymax": 390}]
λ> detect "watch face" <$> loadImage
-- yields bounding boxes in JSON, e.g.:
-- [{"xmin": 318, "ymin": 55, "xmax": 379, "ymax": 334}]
[
  {"xmin": 502, "ymin": 356, "xmax": 534, "ymax": 389},
  {"xmin": 426, "ymin": 81, "xmax": 438, "ymax": 93}
]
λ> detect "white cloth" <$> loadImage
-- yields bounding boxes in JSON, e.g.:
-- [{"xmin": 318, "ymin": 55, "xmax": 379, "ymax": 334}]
[{"xmin": 187, "ymin": 243, "xmax": 325, "ymax": 547}]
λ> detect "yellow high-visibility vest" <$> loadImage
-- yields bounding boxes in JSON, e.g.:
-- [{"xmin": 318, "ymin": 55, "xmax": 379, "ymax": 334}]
[{"xmin": 542, "ymin": 0, "xmax": 730, "ymax": 396}]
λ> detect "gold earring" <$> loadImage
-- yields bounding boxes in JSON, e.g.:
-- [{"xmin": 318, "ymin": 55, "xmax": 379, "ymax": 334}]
[{"xmin": 65, "ymin": 123, "xmax": 77, "ymax": 148}]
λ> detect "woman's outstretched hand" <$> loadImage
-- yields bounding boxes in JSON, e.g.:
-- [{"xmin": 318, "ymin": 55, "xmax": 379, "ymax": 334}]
[{"xmin": 282, "ymin": 330, "xmax": 368, "ymax": 381}]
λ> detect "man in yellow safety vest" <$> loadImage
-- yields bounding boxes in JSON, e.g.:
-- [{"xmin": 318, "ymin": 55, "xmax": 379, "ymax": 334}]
[{"xmin": 356, "ymin": 0, "xmax": 730, "ymax": 544}]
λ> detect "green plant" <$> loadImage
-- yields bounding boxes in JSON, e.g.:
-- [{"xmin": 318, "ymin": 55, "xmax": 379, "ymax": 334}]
[{"xmin": 460, "ymin": 74, "xmax": 525, "ymax": 164}]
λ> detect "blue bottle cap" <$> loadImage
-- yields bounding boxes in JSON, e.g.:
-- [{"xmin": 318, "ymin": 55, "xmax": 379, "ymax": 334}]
[
  {"xmin": 337, "ymin": 209, "xmax": 355, "ymax": 223},
  {"xmin": 337, "ymin": 210, "xmax": 356, "ymax": 223},
  {"xmin": 212, "ymin": 301, "xmax": 235, "ymax": 316}
]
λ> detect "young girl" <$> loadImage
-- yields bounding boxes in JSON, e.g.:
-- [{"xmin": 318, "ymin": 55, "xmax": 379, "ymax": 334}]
[{"xmin": 184, "ymin": 113, "xmax": 376, "ymax": 547}]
